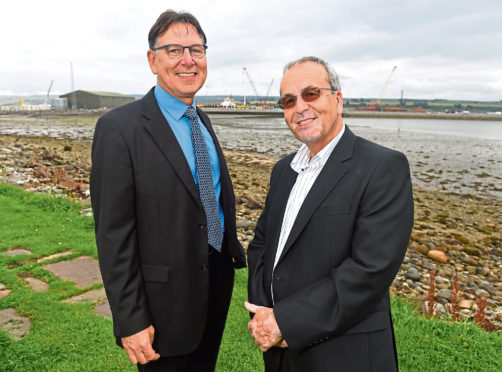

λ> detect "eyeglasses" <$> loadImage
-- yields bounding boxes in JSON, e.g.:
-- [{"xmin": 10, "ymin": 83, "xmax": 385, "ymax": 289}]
[
  {"xmin": 277, "ymin": 87, "xmax": 334, "ymax": 109},
  {"xmin": 153, "ymin": 44, "xmax": 208, "ymax": 59}
]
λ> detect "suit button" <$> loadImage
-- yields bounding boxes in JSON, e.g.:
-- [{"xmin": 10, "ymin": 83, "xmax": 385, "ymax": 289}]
[
  {"xmin": 199, "ymin": 224, "xmax": 206, "ymax": 230},
  {"xmin": 201, "ymin": 264, "xmax": 208, "ymax": 271}
]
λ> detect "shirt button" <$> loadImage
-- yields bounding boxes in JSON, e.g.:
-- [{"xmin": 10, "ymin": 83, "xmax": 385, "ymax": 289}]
[
  {"xmin": 201, "ymin": 264, "xmax": 208, "ymax": 271},
  {"xmin": 199, "ymin": 224, "xmax": 206, "ymax": 230}
]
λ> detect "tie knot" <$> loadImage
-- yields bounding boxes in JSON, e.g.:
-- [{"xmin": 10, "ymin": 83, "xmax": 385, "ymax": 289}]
[{"xmin": 184, "ymin": 106, "xmax": 198, "ymax": 122}]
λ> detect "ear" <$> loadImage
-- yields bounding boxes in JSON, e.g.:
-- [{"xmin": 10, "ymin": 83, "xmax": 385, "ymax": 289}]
[
  {"xmin": 335, "ymin": 90, "xmax": 344, "ymax": 110},
  {"xmin": 147, "ymin": 49, "xmax": 158, "ymax": 75}
]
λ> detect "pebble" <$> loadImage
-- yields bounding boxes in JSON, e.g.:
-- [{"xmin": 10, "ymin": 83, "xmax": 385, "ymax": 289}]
[
  {"xmin": 405, "ymin": 267, "xmax": 422, "ymax": 281},
  {"xmin": 428, "ymin": 250, "xmax": 448, "ymax": 263}
]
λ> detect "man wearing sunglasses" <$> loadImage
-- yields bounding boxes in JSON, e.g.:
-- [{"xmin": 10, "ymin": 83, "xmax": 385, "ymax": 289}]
[
  {"xmin": 246, "ymin": 56, "xmax": 414, "ymax": 371},
  {"xmin": 91, "ymin": 9, "xmax": 245, "ymax": 371}
]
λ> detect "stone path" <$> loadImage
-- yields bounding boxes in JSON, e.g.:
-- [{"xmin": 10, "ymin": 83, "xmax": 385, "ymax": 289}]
[
  {"xmin": 0, "ymin": 308, "xmax": 31, "ymax": 340},
  {"xmin": 43, "ymin": 256, "xmax": 102, "ymax": 288},
  {"xmin": 0, "ymin": 250, "xmax": 112, "ymax": 341}
]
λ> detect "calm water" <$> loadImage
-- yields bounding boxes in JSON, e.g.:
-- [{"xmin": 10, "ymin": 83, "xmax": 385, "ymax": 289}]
[{"xmin": 208, "ymin": 114, "xmax": 502, "ymax": 199}]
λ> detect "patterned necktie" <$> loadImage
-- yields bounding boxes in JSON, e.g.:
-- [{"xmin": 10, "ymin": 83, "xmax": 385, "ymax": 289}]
[{"xmin": 183, "ymin": 106, "xmax": 223, "ymax": 252}]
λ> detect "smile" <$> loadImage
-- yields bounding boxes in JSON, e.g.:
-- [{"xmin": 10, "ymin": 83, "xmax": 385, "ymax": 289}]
[
  {"xmin": 176, "ymin": 72, "xmax": 196, "ymax": 77},
  {"xmin": 296, "ymin": 117, "xmax": 316, "ymax": 126}
]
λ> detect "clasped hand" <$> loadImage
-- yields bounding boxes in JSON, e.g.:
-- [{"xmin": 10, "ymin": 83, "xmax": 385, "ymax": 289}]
[{"xmin": 244, "ymin": 301, "xmax": 288, "ymax": 352}]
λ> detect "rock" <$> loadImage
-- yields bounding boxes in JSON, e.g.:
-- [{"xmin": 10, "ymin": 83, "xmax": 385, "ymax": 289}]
[
  {"xmin": 63, "ymin": 288, "xmax": 107, "ymax": 304},
  {"xmin": 479, "ymin": 281, "xmax": 497, "ymax": 294},
  {"xmin": 21, "ymin": 276, "xmax": 48, "ymax": 292},
  {"xmin": 236, "ymin": 220, "xmax": 257, "ymax": 229},
  {"xmin": 428, "ymin": 250, "xmax": 448, "ymax": 263},
  {"xmin": 438, "ymin": 289, "xmax": 452, "ymax": 300},
  {"xmin": 458, "ymin": 300, "xmax": 474, "ymax": 309},
  {"xmin": 0, "ymin": 308, "xmax": 31, "ymax": 340},
  {"xmin": 422, "ymin": 301, "xmax": 446, "ymax": 317},
  {"xmin": 37, "ymin": 250, "xmax": 73, "ymax": 263},
  {"xmin": 475, "ymin": 289, "xmax": 490, "ymax": 298},
  {"xmin": 2, "ymin": 248, "xmax": 31, "ymax": 257},
  {"xmin": 475, "ymin": 267, "xmax": 490, "ymax": 277},
  {"xmin": 244, "ymin": 198, "xmax": 261, "ymax": 209},
  {"xmin": 94, "ymin": 300, "xmax": 112, "ymax": 318},
  {"xmin": 405, "ymin": 267, "xmax": 422, "ymax": 281},
  {"xmin": 0, "ymin": 290, "xmax": 11, "ymax": 299},
  {"xmin": 0, "ymin": 283, "xmax": 5, "ymax": 290},
  {"xmin": 416, "ymin": 244, "xmax": 429, "ymax": 255}
]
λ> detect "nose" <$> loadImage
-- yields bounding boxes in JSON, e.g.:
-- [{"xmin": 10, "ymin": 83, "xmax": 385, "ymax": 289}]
[
  {"xmin": 180, "ymin": 48, "xmax": 195, "ymax": 65},
  {"xmin": 294, "ymin": 95, "xmax": 309, "ymax": 113}
]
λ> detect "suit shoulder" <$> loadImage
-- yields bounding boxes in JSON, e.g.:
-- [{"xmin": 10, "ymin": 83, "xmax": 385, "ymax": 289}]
[
  {"xmin": 99, "ymin": 99, "xmax": 142, "ymax": 124},
  {"xmin": 353, "ymin": 135, "xmax": 408, "ymax": 164}
]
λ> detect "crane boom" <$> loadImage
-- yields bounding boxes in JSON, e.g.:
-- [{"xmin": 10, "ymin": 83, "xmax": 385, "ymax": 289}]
[
  {"xmin": 371, "ymin": 66, "xmax": 397, "ymax": 109},
  {"xmin": 242, "ymin": 67, "xmax": 260, "ymax": 98}
]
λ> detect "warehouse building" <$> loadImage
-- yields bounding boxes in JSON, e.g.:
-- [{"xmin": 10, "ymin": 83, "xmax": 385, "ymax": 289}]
[{"xmin": 59, "ymin": 90, "xmax": 135, "ymax": 109}]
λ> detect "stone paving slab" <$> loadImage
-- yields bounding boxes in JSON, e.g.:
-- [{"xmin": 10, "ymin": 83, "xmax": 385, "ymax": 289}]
[
  {"xmin": 0, "ymin": 308, "xmax": 31, "ymax": 340},
  {"xmin": 0, "ymin": 290, "xmax": 11, "ymax": 299},
  {"xmin": 2, "ymin": 248, "xmax": 31, "ymax": 257},
  {"xmin": 0, "ymin": 283, "xmax": 5, "ymax": 290},
  {"xmin": 63, "ymin": 287, "xmax": 106, "ymax": 304},
  {"xmin": 94, "ymin": 299, "xmax": 112, "ymax": 318},
  {"xmin": 43, "ymin": 256, "xmax": 102, "ymax": 288},
  {"xmin": 21, "ymin": 275, "xmax": 48, "ymax": 292},
  {"xmin": 37, "ymin": 250, "xmax": 73, "ymax": 263}
]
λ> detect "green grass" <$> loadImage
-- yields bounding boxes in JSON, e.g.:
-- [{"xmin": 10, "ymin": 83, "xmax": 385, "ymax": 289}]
[{"xmin": 0, "ymin": 184, "xmax": 500, "ymax": 371}]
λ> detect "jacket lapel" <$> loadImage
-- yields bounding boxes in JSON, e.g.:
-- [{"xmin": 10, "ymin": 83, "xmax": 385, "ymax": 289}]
[
  {"xmin": 264, "ymin": 160, "xmax": 298, "ymax": 281},
  {"xmin": 140, "ymin": 88, "xmax": 201, "ymax": 206},
  {"xmin": 275, "ymin": 127, "xmax": 356, "ymax": 266}
]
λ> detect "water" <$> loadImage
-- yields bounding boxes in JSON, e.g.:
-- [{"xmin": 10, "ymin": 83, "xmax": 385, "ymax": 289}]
[{"xmin": 207, "ymin": 114, "xmax": 502, "ymax": 199}]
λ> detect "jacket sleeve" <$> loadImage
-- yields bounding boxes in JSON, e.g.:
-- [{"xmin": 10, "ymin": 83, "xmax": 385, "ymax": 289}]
[
  {"xmin": 273, "ymin": 151, "xmax": 414, "ymax": 351},
  {"xmin": 90, "ymin": 115, "xmax": 152, "ymax": 338},
  {"xmin": 247, "ymin": 164, "xmax": 280, "ymax": 308}
]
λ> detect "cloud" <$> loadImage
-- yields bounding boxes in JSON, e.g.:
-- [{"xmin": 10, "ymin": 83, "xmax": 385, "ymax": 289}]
[{"xmin": 1, "ymin": 0, "xmax": 501, "ymax": 100}]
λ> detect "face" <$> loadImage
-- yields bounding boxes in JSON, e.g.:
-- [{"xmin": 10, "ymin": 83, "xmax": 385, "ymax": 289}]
[
  {"xmin": 147, "ymin": 23, "xmax": 207, "ymax": 105},
  {"xmin": 280, "ymin": 61, "xmax": 343, "ymax": 156}
]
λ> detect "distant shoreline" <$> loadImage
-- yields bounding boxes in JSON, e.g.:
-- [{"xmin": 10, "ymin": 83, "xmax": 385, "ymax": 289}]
[{"xmin": 2, "ymin": 108, "xmax": 502, "ymax": 121}]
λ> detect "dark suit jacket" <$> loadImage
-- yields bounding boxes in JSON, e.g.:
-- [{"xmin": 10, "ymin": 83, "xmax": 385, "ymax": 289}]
[
  {"xmin": 90, "ymin": 88, "xmax": 245, "ymax": 357},
  {"xmin": 247, "ymin": 127, "xmax": 414, "ymax": 371}
]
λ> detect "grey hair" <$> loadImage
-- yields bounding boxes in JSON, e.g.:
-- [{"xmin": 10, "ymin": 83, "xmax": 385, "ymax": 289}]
[{"xmin": 283, "ymin": 56, "xmax": 341, "ymax": 91}]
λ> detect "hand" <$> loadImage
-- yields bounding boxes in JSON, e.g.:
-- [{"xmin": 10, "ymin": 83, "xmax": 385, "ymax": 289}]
[
  {"xmin": 121, "ymin": 325, "xmax": 161, "ymax": 365},
  {"xmin": 244, "ymin": 301, "xmax": 286, "ymax": 352}
]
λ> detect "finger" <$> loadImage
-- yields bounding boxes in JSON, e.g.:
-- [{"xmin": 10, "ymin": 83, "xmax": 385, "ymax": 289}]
[
  {"xmin": 244, "ymin": 301, "xmax": 259, "ymax": 313},
  {"xmin": 125, "ymin": 348, "xmax": 138, "ymax": 365},
  {"xmin": 136, "ymin": 350, "xmax": 148, "ymax": 365},
  {"xmin": 142, "ymin": 343, "xmax": 159, "ymax": 362}
]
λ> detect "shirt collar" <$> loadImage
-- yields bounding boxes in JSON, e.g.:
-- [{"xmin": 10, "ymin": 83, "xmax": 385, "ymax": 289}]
[
  {"xmin": 290, "ymin": 123, "xmax": 346, "ymax": 173},
  {"xmin": 154, "ymin": 84, "xmax": 197, "ymax": 120}
]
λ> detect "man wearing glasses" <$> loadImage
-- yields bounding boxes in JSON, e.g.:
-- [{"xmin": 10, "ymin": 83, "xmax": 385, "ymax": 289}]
[
  {"xmin": 246, "ymin": 56, "xmax": 414, "ymax": 371},
  {"xmin": 91, "ymin": 10, "xmax": 245, "ymax": 371}
]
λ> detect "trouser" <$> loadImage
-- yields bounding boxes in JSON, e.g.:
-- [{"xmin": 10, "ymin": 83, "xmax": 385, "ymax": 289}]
[{"xmin": 138, "ymin": 246, "xmax": 235, "ymax": 372}]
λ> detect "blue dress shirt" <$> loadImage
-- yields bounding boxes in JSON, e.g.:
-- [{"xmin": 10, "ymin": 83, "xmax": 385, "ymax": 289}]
[{"xmin": 154, "ymin": 85, "xmax": 224, "ymax": 231}]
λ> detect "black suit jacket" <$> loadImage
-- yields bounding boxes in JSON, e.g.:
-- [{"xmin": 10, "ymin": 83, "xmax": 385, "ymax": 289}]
[
  {"xmin": 247, "ymin": 127, "xmax": 414, "ymax": 371},
  {"xmin": 90, "ymin": 88, "xmax": 245, "ymax": 357}
]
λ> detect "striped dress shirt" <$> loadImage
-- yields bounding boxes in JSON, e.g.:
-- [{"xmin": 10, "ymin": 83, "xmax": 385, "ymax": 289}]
[{"xmin": 273, "ymin": 124, "xmax": 346, "ymax": 270}]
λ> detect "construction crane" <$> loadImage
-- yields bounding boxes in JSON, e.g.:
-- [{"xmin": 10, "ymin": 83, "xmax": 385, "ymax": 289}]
[
  {"xmin": 242, "ymin": 67, "xmax": 260, "ymax": 100},
  {"xmin": 265, "ymin": 79, "xmax": 274, "ymax": 99},
  {"xmin": 44, "ymin": 80, "xmax": 54, "ymax": 105},
  {"xmin": 368, "ymin": 66, "xmax": 397, "ymax": 110}
]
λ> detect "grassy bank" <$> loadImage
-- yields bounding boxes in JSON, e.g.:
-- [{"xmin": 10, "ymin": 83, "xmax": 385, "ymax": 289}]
[{"xmin": 0, "ymin": 184, "xmax": 500, "ymax": 371}]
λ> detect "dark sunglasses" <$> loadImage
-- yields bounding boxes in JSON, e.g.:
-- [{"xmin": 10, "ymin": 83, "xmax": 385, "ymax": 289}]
[{"xmin": 277, "ymin": 87, "xmax": 334, "ymax": 109}]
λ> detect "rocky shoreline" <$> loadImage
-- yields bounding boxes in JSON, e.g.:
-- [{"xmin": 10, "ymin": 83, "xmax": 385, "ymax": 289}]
[{"xmin": 0, "ymin": 115, "xmax": 501, "ymax": 329}]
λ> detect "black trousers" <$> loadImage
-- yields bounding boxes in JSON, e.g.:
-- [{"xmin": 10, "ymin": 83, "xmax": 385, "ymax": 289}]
[{"xmin": 138, "ymin": 247, "xmax": 235, "ymax": 372}]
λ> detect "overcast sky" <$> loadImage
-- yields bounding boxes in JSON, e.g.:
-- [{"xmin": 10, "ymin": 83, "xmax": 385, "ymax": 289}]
[{"xmin": 1, "ymin": 0, "xmax": 501, "ymax": 101}]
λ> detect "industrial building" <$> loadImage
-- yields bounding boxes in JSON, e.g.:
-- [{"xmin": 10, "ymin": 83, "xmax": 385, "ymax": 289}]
[{"xmin": 59, "ymin": 90, "xmax": 135, "ymax": 109}]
